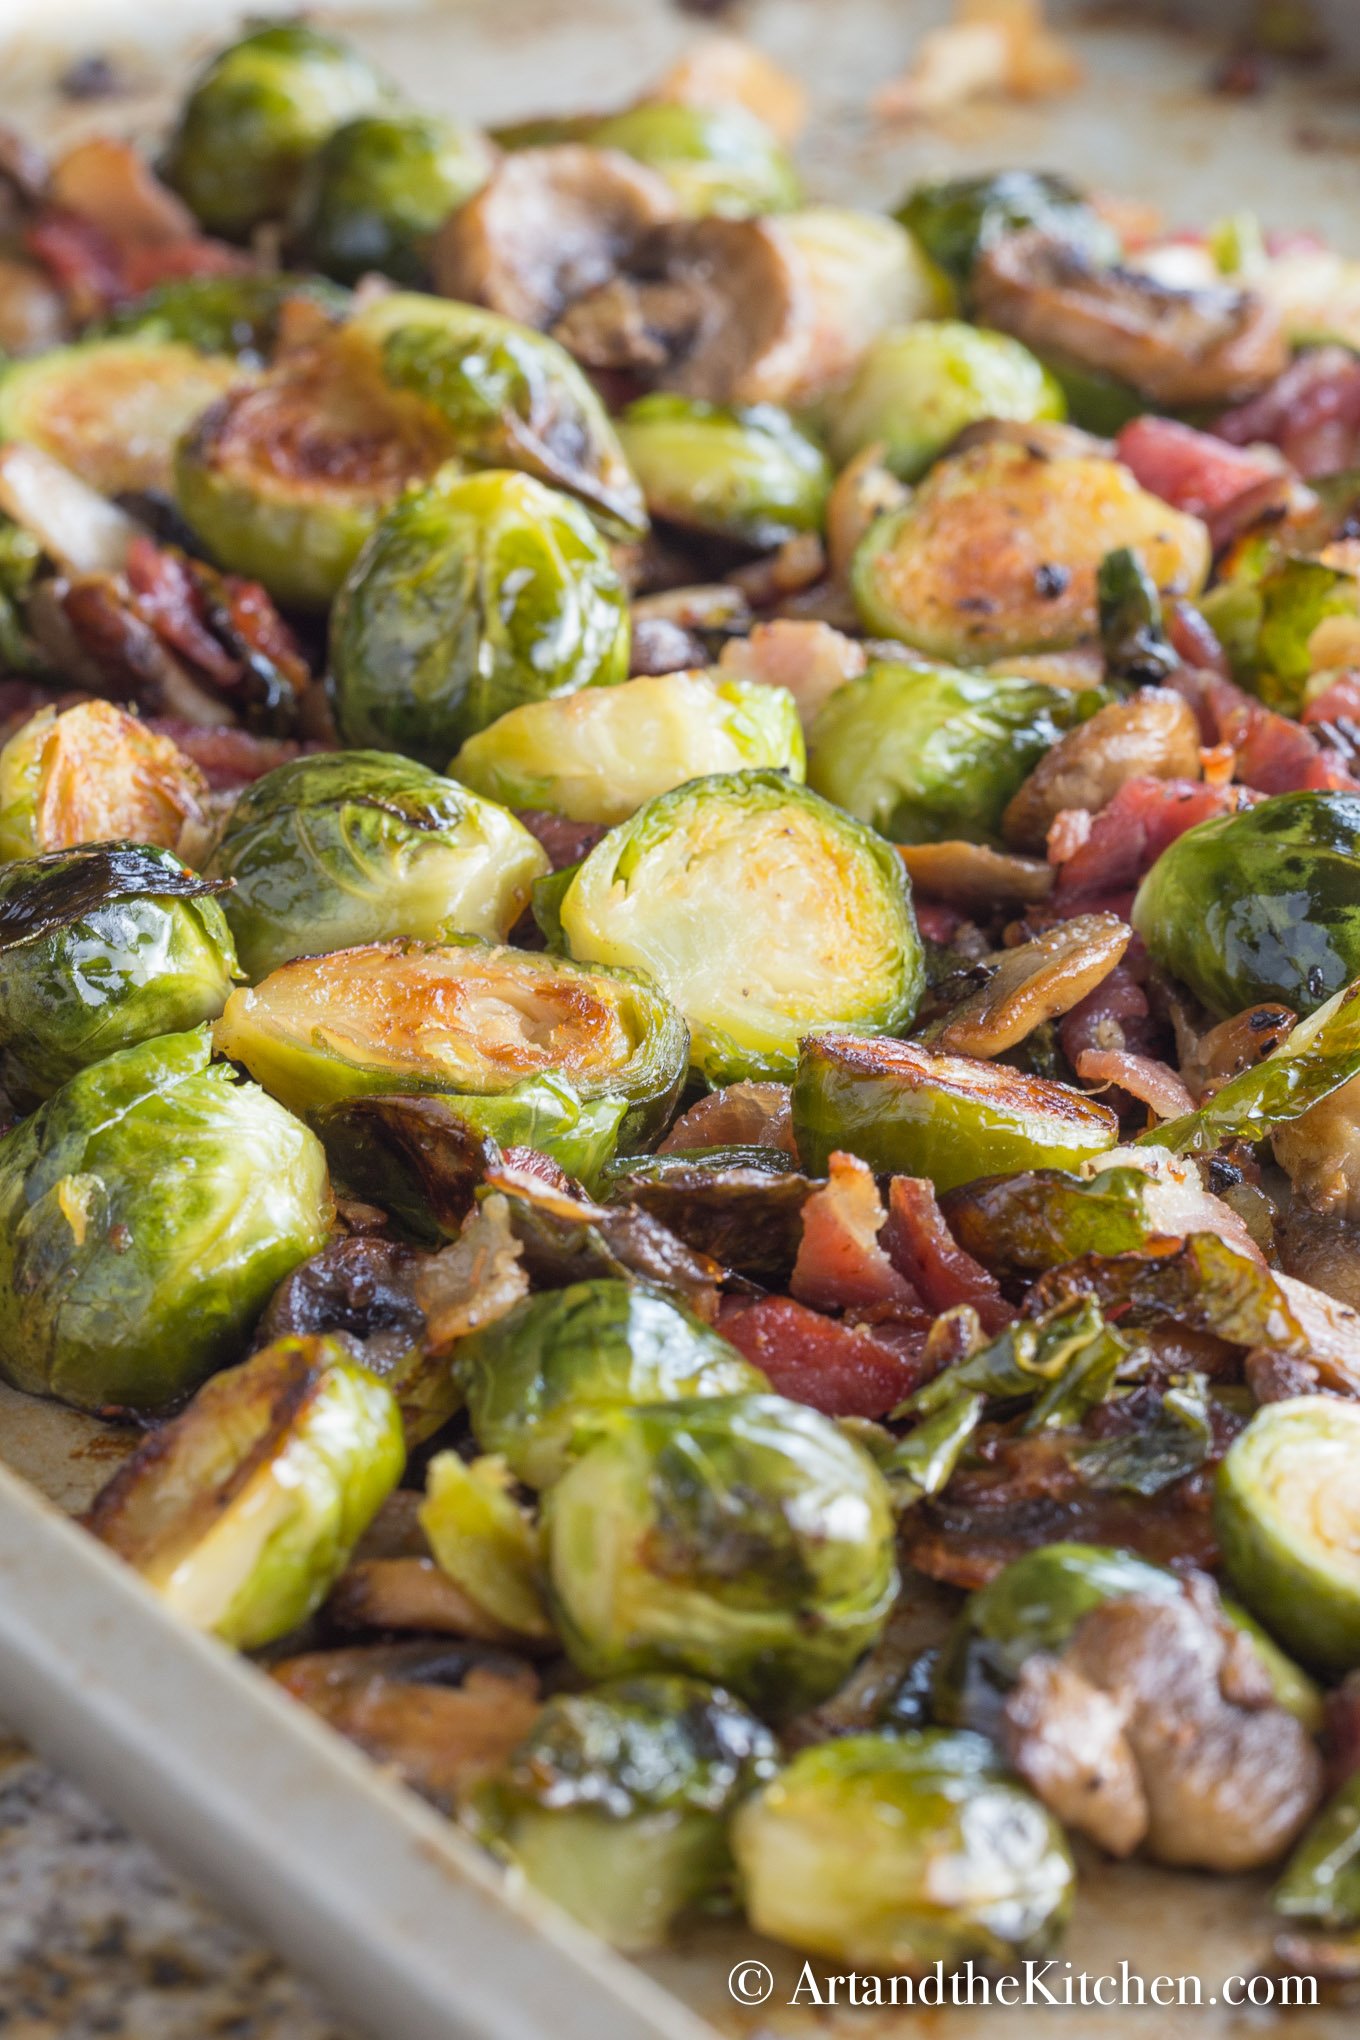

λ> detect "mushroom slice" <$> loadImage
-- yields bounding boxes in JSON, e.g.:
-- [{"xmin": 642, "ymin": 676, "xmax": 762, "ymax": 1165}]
[
  {"xmin": 973, "ymin": 229, "xmax": 1289, "ymax": 408},
  {"xmin": 1001, "ymin": 689, "xmax": 1202, "ymax": 853},
  {"xmin": 432, "ymin": 146, "xmax": 677, "ymax": 330},
  {"xmin": 928, "ymin": 912, "xmax": 1130, "ymax": 1059},
  {"xmin": 898, "ymin": 840, "xmax": 1053, "ymax": 912},
  {"xmin": 552, "ymin": 216, "xmax": 813, "ymax": 406}
]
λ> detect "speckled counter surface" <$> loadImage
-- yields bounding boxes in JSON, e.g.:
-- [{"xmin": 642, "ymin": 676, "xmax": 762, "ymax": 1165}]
[{"xmin": 0, "ymin": 1742, "xmax": 351, "ymax": 2040}]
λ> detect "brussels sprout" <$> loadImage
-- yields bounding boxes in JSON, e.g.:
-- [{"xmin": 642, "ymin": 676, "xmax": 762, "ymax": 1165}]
[
  {"xmin": 552, "ymin": 771, "xmax": 923, "ymax": 1086},
  {"xmin": 175, "ymin": 331, "xmax": 457, "ymax": 608},
  {"xmin": 1217, "ymin": 1397, "xmax": 1360, "ymax": 1676},
  {"xmin": 933, "ymin": 1541, "xmax": 1321, "ymax": 1736},
  {"xmin": 291, "ymin": 110, "xmax": 494, "ymax": 287},
  {"xmin": 1200, "ymin": 554, "xmax": 1360, "ymax": 717},
  {"xmin": 161, "ymin": 23, "xmax": 390, "ymax": 238},
  {"xmin": 0, "ymin": 843, "xmax": 238, "ymax": 1103},
  {"xmin": 941, "ymin": 1164, "xmax": 1176, "ymax": 1277},
  {"xmin": 1150, "ymin": 979, "xmax": 1360, "ymax": 1155},
  {"xmin": 0, "ymin": 701, "xmax": 207, "ymax": 863},
  {"xmin": 214, "ymin": 940, "xmax": 688, "ymax": 1178},
  {"xmin": 100, "ymin": 273, "xmax": 351, "ymax": 360},
  {"xmin": 470, "ymin": 1676, "xmax": 779, "ymax": 1949},
  {"xmin": 330, "ymin": 469, "xmax": 630, "ymax": 768},
  {"xmin": 543, "ymin": 1393, "xmax": 897, "ymax": 1714},
  {"xmin": 896, "ymin": 170, "xmax": 1118, "ymax": 292},
  {"xmin": 584, "ymin": 102, "xmax": 799, "ymax": 219},
  {"xmin": 85, "ymin": 1334, "xmax": 403, "ymax": 1649},
  {"xmin": 807, "ymin": 660, "xmax": 1098, "ymax": 846},
  {"xmin": 903, "ymin": 1295, "xmax": 1128, "ymax": 1439},
  {"xmin": 775, "ymin": 207, "xmax": 957, "ymax": 402},
  {"xmin": 450, "ymin": 671, "xmax": 804, "ymax": 827},
  {"xmin": 1275, "ymin": 1774, "xmax": 1360, "ymax": 1933},
  {"xmin": 616, "ymin": 396, "xmax": 829, "ymax": 548},
  {"xmin": 732, "ymin": 1730, "xmax": 1074, "ymax": 1971},
  {"xmin": 599, "ymin": 1146, "xmax": 816, "ymax": 1282},
  {"xmin": 347, "ymin": 293, "xmax": 646, "ymax": 537},
  {"xmin": 206, "ymin": 751, "xmax": 547, "ymax": 980},
  {"xmin": 851, "ymin": 439, "xmax": 1209, "ymax": 663},
  {"xmin": 419, "ymin": 1450, "xmax": 553, "ymax": 1642},
  {"xmin": 457, "ymin": 1279, "xmax": 766, "ymax": 1488},
  {"xmin": 1131, "ymin": 790, "xmax": 1360, "ymax": 1018},
  {"xmin": 0, "ymin": 338, "xmax": 240, "ymax": 496},
  {"xmin": 792, "ymin": 1035, "xmax": 1118, "ymax": 1190},
  {"xmin": 823, "ymin": 321, "xmax": 1064, "ymax": 482},
  {"xmin": 0, "ymin": 1028, "xmax": 330, "ymax": 1413},
  {"xmin": 0, "ymin": 516, "xmax": 41, "ymax": 674}
]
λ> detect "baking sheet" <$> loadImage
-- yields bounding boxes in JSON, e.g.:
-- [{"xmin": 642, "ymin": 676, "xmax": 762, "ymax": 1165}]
[{"xmin": 0, "ymin": 4, "xmax": 1358, "ymax": 2036}]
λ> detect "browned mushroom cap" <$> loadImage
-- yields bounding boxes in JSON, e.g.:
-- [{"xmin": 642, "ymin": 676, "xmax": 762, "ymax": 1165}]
[
  {"xmin": 431, "ymin": 145, "xmax": 677, "ymax": 330},
  {"xmin": 552, "ymin": 215, "xmax": 813, "ymax": 406},
  {"xmin": 1001, "ymin": 688, "xmax": 1203, "ymax": 852},
  {"xmin": 973, "ymin": 229, "xmax": 1289, "ymax": 408}
]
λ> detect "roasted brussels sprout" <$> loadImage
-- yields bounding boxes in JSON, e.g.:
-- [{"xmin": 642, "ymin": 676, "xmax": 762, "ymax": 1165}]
[
  {"xmin": 543, "ymin": 1393, "xmax": 897, "ymax": 1714},
  {"xmin": 347, "ymin": 292, "xmax": 646, "ymax": 536},
  {"xmin": 792, "ymin": 1035, "xmax": 1118, "ymax": 1189},
  {"xmin": 450, "ymin": 671, "xmax": 804, "ymax": 827},
  {"xmin": 599, "ymin": 1146, "xmax": 815, "ymax": 1282},
  {"xmin": 214, "ymin": 941, "xmax": 688, "ymax": 1179},
  {"xmin": 732, "ymin": 1730, "xmax": 1074, "ymax": 1970},
  {"xmin": 330, "ymin": 468, "xmax": 630, "ymax": 768},
  {"xmin": 0, "ymin": 843, "xmax": 238, "ymax": 1103},
  {"xmin": 206, "ymin": 751, "xmax": 547, "ymax": 981},
  {"xmin": 291, "ymin": 110, "xmax": 494, "ymax": 287},
  {"xmin": 824, "ymin": 321, "xmax": 1065, "ymax": 481},
  {"xmin": 458, "ymin": 1279, "xmax": 765, "ymax": 1488},
  {"xmin": 0, "ymin": 338, "xmax": 240, "ymax": 496},
  {"xmin": 851, "ymin": 439, "xmax": 1209, "ymax": 663},
  {"xmin": 896, "ymin": 170, "xmax": 1118, "ymax": 292},
  {"xmin": 584, "ymin": 102, "xmax": 799, "ymax": 218},
  {"xmin": 0, "ymin": 701, "xmax": 207, "ymax": 863},
  {"xmin": 470, "ymin": 1676, "xmax": 779, "ymax": 1949},
  {"xmin": 807, "ymin": 661, "xmax": 1098, "ymax": 846},
  {"xmin": 161, "ymin": 23, "xmax": 390, "ymax": 238},
  {"xmin": 175, "ymin": 331, "xmax": 456, "ymax": 607},
  {"xmin": 1275, "ymin": 1773, "xmax": 1360, "ymax": 1935},
  {"xmin": 0, "ymin": 1028, "xmax": 330, "ymax": 1413},
  {"xmin": 419, "ymin": 1450, "xmax": 553, "ymax": 1642},
  {"xmin": 1217, "ymin": 1397, "xmax": 1360, "ymax": 1676},
  {"xmin": 551, "ymin": 771, "xmax": 922, "ymax": 1085},
  {"xmin": 99, "ymin": 273, "xmax": 351, "ymax": 359},
  {"xmin": 1201, "ymin": 553, "xmax": 1360, "ymax": 719},
  {"xmin": 616, "ymin": 396, "xmax": 829, "ymax": 548},
  {"xmin": 1132, "ymin": 790, "xmax": 1360, "ymax": 1018},
  {"xmin": 85, "ymin": 1334, "xmax": 403, "ymax": 1649}
]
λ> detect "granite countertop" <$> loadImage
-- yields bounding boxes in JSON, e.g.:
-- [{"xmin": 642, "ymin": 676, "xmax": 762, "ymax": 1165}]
[{"xmin": 0, "ymin": 1741, "xmax": 352, "ymax": 2040}]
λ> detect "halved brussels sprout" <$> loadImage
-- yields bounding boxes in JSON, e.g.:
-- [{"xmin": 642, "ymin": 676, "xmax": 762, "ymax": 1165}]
[
  {"xmin": 896, "ymin": 170, "xmax": 1118, "ymax": 292},
  {"xmin": 0, "ymin": 701, "xmax": 207, "ymax": 863},
  {"xmin": 616, "ymin": 396, "xmax": 829, "ymax": 548},
  {"xmin": 0, "ymin": 842, "xmax": 238, "ymax": 1103},
  {"xmin": 450, "ymin": 671, "xmax": 804, "ymax": 827},
  {"xmin": 1131, "ymin": 790, "xmax": 1360, "ymax": 1018},
  {"xmin": 1217, "ymin": 1397, "xmax": 1360, "ymax": 1676},
  {"xmin": 1274, "ymin": 1773, "xmax": 1360, "ymax": 1934},
  {"xmin": 0, "ymin": 1028, "xmax": 330, "ymax": 1413},
  {"xmin": 775, "ymin": 206, "xmax": 956, "ymax": 404},
  {"xmin": 419, "ymin": 1450, "xmax": 553, "ymax": 1642},
  {"xmin": 851, "ymin": 440, "xmax": 1209, "ymax": 663},
  {"xmin": 100, "ymin": 273, "xmax": 351, "ymax": 359},
  {"xmin": 1200, "ymin": 554, "xmax": 1360, "ymax": 718},
  {"xmin": 457, "ymin": 1278, "xmax": 766, "ymax": 1488},
  {"xmin": 732, "ymin": 1730, "xmax": 1074, "ymax": 1971},
  {"xmin": 807, "ymin": 661, "xmax": 1099, "ymax": 846},
  {"xmin": 207, "ymin": 751, "xmax": 547, "ymax": 981},
  {"xmin": 175, "ymin": 332, "xmax": 456, "ymax": 608},
  {"xmin": 543, "ymin": 1392, "xmax": 897, "ymax": 1714},
  {"xmin": 161, "ymin": 22, "xmax": 390, "ymax": 238},
  {"xmin": 347, "ymin": 292, "xmax": 646, "ymax": 536},
  {"xmin": 552, "ymin": 771, "xmax": 923, "ymax": 1085},
  {"xmin": 792, "ymin": 1035, "xmax": 1118, "ymax": 1190},
  {"xmin": 85, "ymin": 1333, "xmax": 403, "ymax": 1649},
  {"xmin": 291, "ymin": 110, "xmax": 494, "ymax": 287},
  {"xmin": 584, "ymin": 102, "xmax": 799, "ymax": 218},
  {"xmin": 824, "ymin": 321, "xmax": 1065, "ymax": 481},
  {"xmin": 0, "ymin": 338, "xmax": 241, "ymax": 496},
  {"xmin": 470, "ymin": 1675, "xmax": 779, "ymax": 1950},
  {"xmin": 330, "ymin": 468, "xmax": 630, "ymax": 768},
  {"xmin": 932, "ymin": 1540, "xmax": 1321, "ymax": 1736},
  {"xmin": 213, "ymin": 940, "xmax": 688, "ymax": 1179}
]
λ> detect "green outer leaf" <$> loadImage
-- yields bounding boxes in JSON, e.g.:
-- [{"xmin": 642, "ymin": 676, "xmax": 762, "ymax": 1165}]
[
  {"xmin": 1148, "ymin": 978, "xmax": 1360, "ymax": 1153},
  {"xmin": 1275, "ymin": 1774, "xmax": 1360, "ymax": 1930},
  {"xmin": 419, "ymin": 1451, "xmax": 552, "ymax": 1637},
  {"xmin": 941, "ymin": 1166, "xmax": 1157, "ymax": 1276}
]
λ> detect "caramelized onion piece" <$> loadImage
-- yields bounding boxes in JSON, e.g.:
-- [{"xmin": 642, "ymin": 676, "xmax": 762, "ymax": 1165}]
[
  {"xmin": 898, "ymin": 840, "xmax": 1053, "ymax": 912},
  {"xmin": 930, "ymin": 913, "xmax": 1130, "ymax": 1058}
]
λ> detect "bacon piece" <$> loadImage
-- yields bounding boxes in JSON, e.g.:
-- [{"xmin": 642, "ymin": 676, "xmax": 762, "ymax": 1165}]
[
  {"xmin": 1059, "ymin": 962, "xmax": 1153, "ymax": 1066},
  {"xmin": 1076, "ymin": 1049, "xmax": 1195, "ymax": 1120},
  {"xmin": 126, "ymin": 537, "xmax": 240, "ymax": 687},
  {"xmin": 881, "ymin": 1175, "xmax": 1014, "ymax": 1334},
  {"xmin": 24, "ymin": 211, "xmax": 123, "ymax": 319},
  {"xmin": 1302, "ymin": 672, "xmax": 1360, "ymax": 728},
  {"xmin": 1049, "ymin": 776, "xmax": 1255, "ymax": 913},
  {"xmin": 1215, "ymin": 346, "xmax": 1360, "ymax": 479},
  {"xmin": 1171, "ymin": 664, "xmax": 1360, "ymax": 795},
  {"xmin": 145, "ymin": 720, "xmax": 303, "ymax": 790},
  {"xmin": 715, "ymin": 618, "xmax": 865, "ymax": 731},
  {"xmin": 914, "ymin": 899, "xmax": 964, "ymax": 945},
  {"xmin": 717, "ymin": 1293, "xmax": 933, "ymax": 1418},
  {"xmin": 1167, "ymin": 600, "xmax": 1230, "ymax": 680},
  {"xmin": 790, "ymin": 1150, "xmax": 920, "ymax": 1312},
  {"xmin": 658, "ymin": 1081, "xmax": 797, "ymax": 1157},
  {"xmin": 514, "ymin": 808, "xmax": 609, "ymax": 872},
  {"xmin": 1115, "ymin": 415, "xmax": 1280, "ymax": 522}
]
